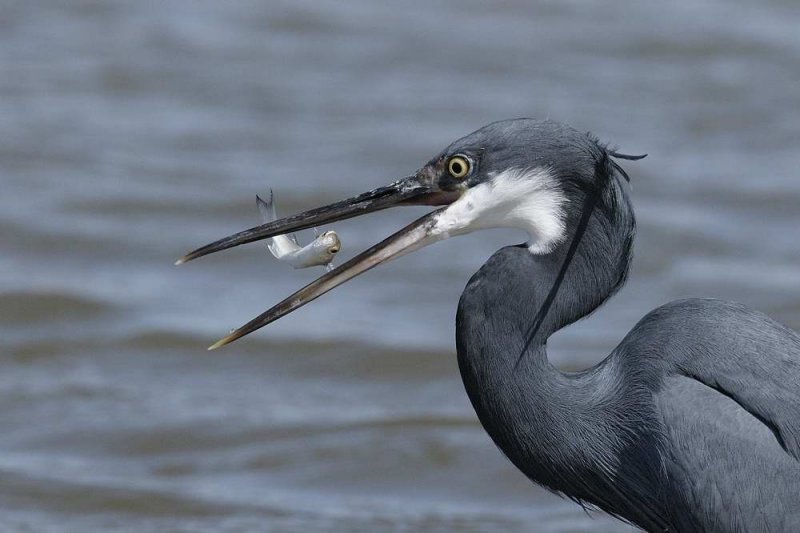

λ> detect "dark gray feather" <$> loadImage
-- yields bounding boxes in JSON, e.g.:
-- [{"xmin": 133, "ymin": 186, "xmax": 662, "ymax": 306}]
[{"xmin": 451, "ymin": 119, "xmax": 800, "ymax": 532}]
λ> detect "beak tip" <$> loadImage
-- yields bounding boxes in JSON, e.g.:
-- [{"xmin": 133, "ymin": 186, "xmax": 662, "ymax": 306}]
[
  {"xmin": 174, "ymin": 258, "xmax": 186, "ymax": 266},
  {"xmin": 208, "ymin": 331, "xmax": 240, "ymax": 351},
  {"xmin": 207, "ymin": 338, "xmax": 226, "ymax": 351}
]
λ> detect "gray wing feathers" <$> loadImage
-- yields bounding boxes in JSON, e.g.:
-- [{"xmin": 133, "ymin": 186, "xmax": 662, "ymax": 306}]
[
  {"xmin": 655, "ymin": 375, "xmax": 800, "ymax": 531},
  {"xmin": 632, "ymin": 298, "xmax": 800, "ymax": 460},
  {"xmin": 674, "ymin": 299, "xmax": 800, "ymax": 459},
  {"xmin": 625, "ymin": 298, "xmax": 800, "ymax": 530}
]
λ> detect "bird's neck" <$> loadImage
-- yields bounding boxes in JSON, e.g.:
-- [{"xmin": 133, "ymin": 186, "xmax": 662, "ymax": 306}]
[
  {"xmin": 454, "ymin": 215, "xmax": 664, "ymax": 515},
  {"xmin": 456, "ymin": 198, "xmax": 634, "ymax": 359},
  {"xmin": 455, "ymin": 240, "xmax": 628, "ymax": 430}
]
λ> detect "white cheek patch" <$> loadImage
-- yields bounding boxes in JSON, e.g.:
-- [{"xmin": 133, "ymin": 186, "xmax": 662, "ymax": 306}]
[{"xmin": 431, "ymin": 167, "xmax": 567, "ymax": 254}]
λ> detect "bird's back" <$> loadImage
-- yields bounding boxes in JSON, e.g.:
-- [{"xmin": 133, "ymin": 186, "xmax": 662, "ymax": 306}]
[{"xmin": 616, "ymin": 298, "xmax": 800, "ymax": 531}]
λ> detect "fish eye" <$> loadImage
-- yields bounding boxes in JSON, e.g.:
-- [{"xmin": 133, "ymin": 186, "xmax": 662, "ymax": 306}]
[{"xmin": 447, "ymin": 155, "xmax": 470, "ymax": 179}]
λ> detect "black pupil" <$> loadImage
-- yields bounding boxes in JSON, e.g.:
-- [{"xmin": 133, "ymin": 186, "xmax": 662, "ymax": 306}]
[{"xmin": 452, "ymin": 161, "xmax": 463, "ymax": 175}]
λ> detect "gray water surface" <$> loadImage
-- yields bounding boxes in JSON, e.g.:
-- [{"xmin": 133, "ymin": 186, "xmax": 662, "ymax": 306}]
[{"xmin": 2, "ymin": 1, "xmax": 799, "ymax": 531}]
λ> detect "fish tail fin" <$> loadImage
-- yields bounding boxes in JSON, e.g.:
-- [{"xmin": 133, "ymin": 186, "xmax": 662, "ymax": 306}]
[{"xmin": 256, "ymin": 189, "xmax": 277, "ymax": 223}]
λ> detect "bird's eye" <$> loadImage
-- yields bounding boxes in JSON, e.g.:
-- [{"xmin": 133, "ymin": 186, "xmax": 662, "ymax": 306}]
[{"xmin": 447, "ymin": 155, "xmax": 470, "ymax": 179}]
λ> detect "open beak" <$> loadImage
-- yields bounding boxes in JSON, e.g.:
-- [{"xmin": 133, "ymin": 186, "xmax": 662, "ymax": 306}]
[{"xmin": 175, "ymin": 174, "xmax": 462, "ymax": 349}]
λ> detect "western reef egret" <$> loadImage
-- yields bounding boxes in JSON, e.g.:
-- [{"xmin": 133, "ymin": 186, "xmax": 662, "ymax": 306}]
[{"xmin": 177, "ymin": 119, "xmax": 800, "ymax": 531}]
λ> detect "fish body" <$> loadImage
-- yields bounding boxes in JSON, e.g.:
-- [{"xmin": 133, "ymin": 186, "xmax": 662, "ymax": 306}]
[{"xmin": 256, "ymin": 191, "xmax": 341, "ymax": 271}]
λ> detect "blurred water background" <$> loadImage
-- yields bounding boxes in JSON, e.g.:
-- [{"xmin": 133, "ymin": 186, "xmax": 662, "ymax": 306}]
[{"xmin": 1, "ymin": 1, "xmax": 799, "ymax": 531}]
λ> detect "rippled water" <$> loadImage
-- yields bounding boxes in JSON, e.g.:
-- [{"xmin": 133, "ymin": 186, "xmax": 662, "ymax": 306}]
[{"xmin": 2, "ymin": 1, "xmax": 799, "ymax": 531}]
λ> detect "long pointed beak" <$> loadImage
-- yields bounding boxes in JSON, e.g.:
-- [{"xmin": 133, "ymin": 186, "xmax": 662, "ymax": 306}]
[
  {"xmin": 175, "ymin": 173, "xmax": 465, "ymax": 349},
  {"xmin": 176, "ymin": 175, "xmax": 448, "ymax": 265},
  {"xmin": 208, "ymin": 209, "xmax": 446, "ymax": 350}
]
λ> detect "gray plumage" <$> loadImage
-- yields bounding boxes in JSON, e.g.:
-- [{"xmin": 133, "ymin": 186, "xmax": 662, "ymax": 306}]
[
  {"xmin": 179, "ymin": 118, "xmax": 800, "ymax": 531},
  {"xmin": 451, "ymin": 120, "xmax": 800, "ymax": 531}
]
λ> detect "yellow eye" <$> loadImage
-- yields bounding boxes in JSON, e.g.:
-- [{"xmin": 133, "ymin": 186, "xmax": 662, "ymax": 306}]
[{"xmin": 447, "ymin": 155, "xmax": 470, "ymax": 179}]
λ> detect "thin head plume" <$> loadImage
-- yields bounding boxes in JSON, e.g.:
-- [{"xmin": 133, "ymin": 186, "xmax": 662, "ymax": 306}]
[
  {"xmin": 608, "ymin": 151, "xmax": 647, "ymax": 183},
  {"xmin": 609, "ymin": 151, "xmax": 648, "ymax": 161},
  {"xmin": 585, "ymin": 131, "xmax": 646, "ymax": 183}
]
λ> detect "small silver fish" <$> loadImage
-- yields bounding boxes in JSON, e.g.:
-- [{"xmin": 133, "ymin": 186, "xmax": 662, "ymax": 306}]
[{"xmin": 256, "ymin": 190, "xmax": 341, "ymax": 271}]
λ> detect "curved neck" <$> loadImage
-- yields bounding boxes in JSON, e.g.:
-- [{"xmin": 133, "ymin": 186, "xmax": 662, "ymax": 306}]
[
  {"xmin": 455, "ymin": 238, "xmax": 628, "ymax": 428},
  {"xmin": 454, "ymin": 213, "xmax": 635, "ymax": 454},
  {"xmin": 459, "ymin": 173, "xmax": 635, "ymax": 353},
  {"xmin": 454, "ymin": 191, "xmax": 670, "ymax": 527}
]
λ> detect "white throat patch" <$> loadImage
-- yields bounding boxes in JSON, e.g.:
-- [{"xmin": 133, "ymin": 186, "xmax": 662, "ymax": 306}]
[{"xmin": 431, "ymin": 167, "xmax": 567, "ymax": 254}]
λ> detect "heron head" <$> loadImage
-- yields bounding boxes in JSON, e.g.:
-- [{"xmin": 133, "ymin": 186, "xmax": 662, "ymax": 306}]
[
  {"xmin": 176, "ymin": 118, "xmax": 642, "ymax": 349},
  {"xmin": 414, "ymin": 118, "xmax": 628, "ymax": 254}
]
